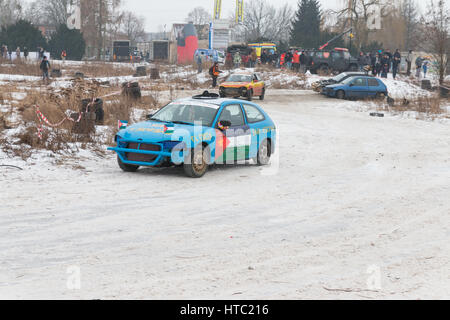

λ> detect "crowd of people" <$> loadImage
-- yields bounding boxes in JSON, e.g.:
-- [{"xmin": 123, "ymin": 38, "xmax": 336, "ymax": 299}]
[
  {"xmin": 225, "ymin": 47, "xmax": 433, "ymax": 81},
  {"xmin": 0, "ymin": 45, "xmax": 48, "ymax": 61},
  {"xmin": 1, "ymin": 45, "xmax": 30, "ymax": 61},
  {"xmin": 356, "ymin": 49, "xmax": 431, "ymax": 80}
]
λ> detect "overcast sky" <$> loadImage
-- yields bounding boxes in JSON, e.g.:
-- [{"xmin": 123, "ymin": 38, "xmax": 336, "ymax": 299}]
[
  {"xmin": 22, "ymin": 0, "xmax": 427, "ymax": 32},
  {"xmin": 125, "ymin": 0, "xmax": 342, "ymax": 31}
]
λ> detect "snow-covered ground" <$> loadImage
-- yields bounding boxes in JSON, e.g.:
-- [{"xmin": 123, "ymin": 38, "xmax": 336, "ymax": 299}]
[{"xmin": 1, "ymin": 90, "xmax": 449, "ymax": 299}]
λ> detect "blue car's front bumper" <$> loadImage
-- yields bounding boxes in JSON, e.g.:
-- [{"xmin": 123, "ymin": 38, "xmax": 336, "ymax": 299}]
[
  {"xmin": 322, "ymin": 88, "xmax": 336, "ymax": 97},
  {"xmin": 108, "ymin": 138, "xmax": 175, "ymax": 167}
]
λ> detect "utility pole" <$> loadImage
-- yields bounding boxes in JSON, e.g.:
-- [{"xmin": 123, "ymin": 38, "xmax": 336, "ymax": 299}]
[
  {"xmin": 98, "ymin": 0, "xmax": 103, "ymax": 60},
  {"xmin": 348, "ymin": 0, "xmax": 353, "ymax": 52}
]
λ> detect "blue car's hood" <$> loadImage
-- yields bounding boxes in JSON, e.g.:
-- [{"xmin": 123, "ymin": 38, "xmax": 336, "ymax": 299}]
[
  {"xmin": 325, "ymin": 84, "xmax": 343, "ymax": 89},
  {"xmin": 118, "ymin": 121, "xmax": 209, "ymax": 142}
]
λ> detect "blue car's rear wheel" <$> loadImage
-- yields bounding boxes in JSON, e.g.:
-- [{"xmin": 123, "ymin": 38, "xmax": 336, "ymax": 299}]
[
  {"xmin": 117, "ymin": 155, "xmax": 139, "ymax": 172},
  {"xmin": 184, "ymin": 145, "xmax": 210, "ymax": 178},
  {"xmin": 375, "ymin": 92, "xmax": 386, "ymax": 100}
]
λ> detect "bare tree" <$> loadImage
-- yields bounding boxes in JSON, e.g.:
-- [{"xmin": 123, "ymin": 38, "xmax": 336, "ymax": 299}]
[
  {"xmin": 400, "ymin": 0, "xmax": 418, "ymax": 50},
  {"xmin": 186, "ymin": 7, "xmax": 211, "ymax": 25},
  {"xmin": 332, "ymin": 0, "xmax": 391, "ymax": 49},
  {"xmin": 231, "ymin": 0, "xmax": 294, "ymax": 43},
  {"xmin": 80, "ymin": 0, "xmax": 122, "ymax": 59},
  {"xmin": 420, "ymin": 0, "xmax": 449, "ymax": 84},
  {"xmin": 120, "ymin": 11, "xmax": 146, "ymax": 46},
  {"xmin": 0, "ymin": 0, "xmax": 24, "ymax": 28}
]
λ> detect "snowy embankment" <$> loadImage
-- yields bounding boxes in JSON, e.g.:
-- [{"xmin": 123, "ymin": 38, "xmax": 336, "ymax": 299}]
[{"xmin": 1, "ymin": 90, "xmax": 449, "ymax": 299}]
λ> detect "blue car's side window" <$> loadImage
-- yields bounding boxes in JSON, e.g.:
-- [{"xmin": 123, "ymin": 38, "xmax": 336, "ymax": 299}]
[
  {"xmin": 368, "ymin": 78, "xmax": 379, "ymax": 87},
  {"xmin": 243, "ymin": 104, "xmax": 266, "ymax": 124},
  {"xmin": 217, "ymin": 105, "xmax": 245, "ymax": 128}
]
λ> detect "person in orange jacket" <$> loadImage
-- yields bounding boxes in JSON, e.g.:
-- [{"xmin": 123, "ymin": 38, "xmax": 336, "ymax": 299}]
[
  {"xmin": 292, "ymin": 50, "xmax": 300, "ymax": 72},
  {"xmin": 209, "ymin": 62, "xmax": 222, "ymax": 88},
  {"xmin": 280, "ymin": 52, "xmax": 286, "ymax": 69}
]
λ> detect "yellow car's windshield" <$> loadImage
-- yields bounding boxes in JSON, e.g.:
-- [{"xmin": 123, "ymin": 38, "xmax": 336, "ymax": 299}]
[{"xmin": 226, "ymin": 75, "xmax": 252, "ymax": 83}]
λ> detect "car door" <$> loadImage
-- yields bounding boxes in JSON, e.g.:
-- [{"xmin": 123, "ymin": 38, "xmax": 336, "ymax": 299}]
[
  {"xmin": 367, "ymin": 78, "xmax": 381, "ymax": 97},
  {"xmin": 242, "ymin": 103, "xmax": 267, "ymax": 159},
  {"xmin": 252, "ymin": 73, "xmax": 263, "ymax": 95},
  {"xmin": 348, "ymin": 77, "xmax": 368, "ymax": 98},
  {"xmin": 215, "ymin": 104, "xmax": 251, "ymax": 164}
]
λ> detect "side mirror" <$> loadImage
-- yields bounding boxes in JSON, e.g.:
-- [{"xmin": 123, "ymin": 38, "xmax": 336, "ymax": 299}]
[
  {"xmin": 218, "ymin": 120, "xmax": 231, "ymax": 129},
  {"xmin": 349, "ymin": 83, "xmax": 354, "ymax": 87},
  {"xmin": 146, "ymin": 114, "xmax": 154, "ymax": 120}
]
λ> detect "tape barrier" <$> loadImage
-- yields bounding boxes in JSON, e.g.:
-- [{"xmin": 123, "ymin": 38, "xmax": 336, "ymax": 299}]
[
  {"xmin": 34, "ymin": 89, "xmax": 122, "ymax": 139},
  {"xmin": 35, "ymin": 103, "xmax": 85, "ymax": 139}
]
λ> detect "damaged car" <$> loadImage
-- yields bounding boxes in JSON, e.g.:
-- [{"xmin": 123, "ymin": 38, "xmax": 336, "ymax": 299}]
[{"xmin": 108, "ymin": 92, "xmax": 276, "ymax": 178}]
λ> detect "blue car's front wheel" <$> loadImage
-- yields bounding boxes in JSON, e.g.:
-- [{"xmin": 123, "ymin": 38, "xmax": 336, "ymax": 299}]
[
  {"xmin": 336, "ymin": 90, "xmax": 345, "ymax": 99},
  {"xmin": 184, "ymin": 145, "xmax": 210, "ymax": 178},
  {"xmin": 117, "ymin": 156, "xmax": 139, "ymax": 172}
]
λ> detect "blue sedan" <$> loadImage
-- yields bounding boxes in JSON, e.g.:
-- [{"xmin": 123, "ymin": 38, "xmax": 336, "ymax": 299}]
[
  {"xmin": 322, "ymin": 76, "xmax": 388, "ymax": 100},
  {"xmin": 108, "ymin": 92, "xmax": 277, "ymax": 178}
]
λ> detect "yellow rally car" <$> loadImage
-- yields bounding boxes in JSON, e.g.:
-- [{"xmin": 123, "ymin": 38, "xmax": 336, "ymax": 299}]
[{"xmin": 219, "ymin": 72, "xmax": 266, "ymax": 101}]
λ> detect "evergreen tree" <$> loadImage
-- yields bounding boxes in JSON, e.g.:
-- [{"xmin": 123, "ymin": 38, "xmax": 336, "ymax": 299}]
[
  {"xmin": 0, "ymin": 20, "xmax": 47, "ymax": 52},
  {"xmin": 48, "ymin": 24, "xmax": 86, "ymax": 61},
  {"xmin": 290, "ymin": 0, "xmax": 321, "ymax": 49}
]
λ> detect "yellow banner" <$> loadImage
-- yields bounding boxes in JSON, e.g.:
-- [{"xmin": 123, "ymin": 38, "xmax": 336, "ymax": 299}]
[
  {"xmin": 214, "ymin": 0, "xmax": 222, "ymax": 20},
  {"xmin": 236, "ymin": 0, "xmax": 244, "ymax": 24}
]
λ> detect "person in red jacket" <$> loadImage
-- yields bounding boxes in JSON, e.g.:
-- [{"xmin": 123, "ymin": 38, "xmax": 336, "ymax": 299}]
[
  {"xmin": 292, "ymin": 50, "xmax": 300, "ymax": 72},
  {"xmin": 280, "ymin": 52, "xmax": 286, "ymax": 69}
]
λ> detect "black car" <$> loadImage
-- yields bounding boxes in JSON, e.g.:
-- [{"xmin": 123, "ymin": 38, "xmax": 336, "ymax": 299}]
[
  {"xmin": 312, "ymin": 72, "xmax": 371, "ymax": 92},
  {"xmin": 306, "ymin": 48, "xmax": 359, "ymax": 75}
]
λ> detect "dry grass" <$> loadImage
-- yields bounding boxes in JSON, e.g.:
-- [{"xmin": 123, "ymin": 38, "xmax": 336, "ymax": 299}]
[
  {"xmin": 0, "ymin": 59, "xmax": 41, "ymax": 76},
  {"xmin": 374, "ymin": 94, "xmax": 447, "ymax": 120}
]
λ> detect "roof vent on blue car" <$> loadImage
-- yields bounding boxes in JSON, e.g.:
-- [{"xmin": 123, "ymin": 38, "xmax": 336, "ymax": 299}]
[{"xmin": 192, "ymin": 91, "xmax": 219, "ymax": 99}]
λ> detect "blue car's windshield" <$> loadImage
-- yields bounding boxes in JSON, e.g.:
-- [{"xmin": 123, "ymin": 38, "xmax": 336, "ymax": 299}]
[{"xmin": 151, "ymin": 102, "xmax": 220, "ymax": 127}]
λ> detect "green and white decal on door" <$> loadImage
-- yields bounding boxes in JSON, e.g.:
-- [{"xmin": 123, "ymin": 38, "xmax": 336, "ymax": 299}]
[{"xmin": 217, "ymin": 133, "xmax": 252, "ymax": 163}]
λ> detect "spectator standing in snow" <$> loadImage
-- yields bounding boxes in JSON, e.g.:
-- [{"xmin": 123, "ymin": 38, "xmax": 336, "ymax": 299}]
[
  {"xmin": 196, "ymin": 53, "xmax": 203, "ymax": 74},
  {"xmin": 292, "ymin": 50, "xmax": 300, "ymax": 72},
  {"xmin": 415, "ymin": 56, "xmax": 423, "ymax": 78},
  {"xmin": 381, "ymin": 63, "xmax": 389, "ymax": 78},
  {"xmin": 285, "ymin": 50, "xmax": 293, "ymax": 70},
  {"xmin": 380, "ymin": 53, "xmax": 389, "ymax": 75},
  {"xmin": 209, "ymin": 62, "xmax": 221, "ymax": 88},
  {"xmin": 23, "ymin": 47, "xmax": 29, "ymax": 60},
  {"xmin": 406, "ymin": 50, "xmax": 413, "ymax": 76},
  {"xmin": 242, "ymin": 53, "xmax": 249, "ymax": 68},
  {"xmin": 392, "ymin": 49, "xmax": 401, "ymax": 80},
  {"xmin": 40, "ymin": 55, "xmax": 51, "ymax": 84},
  {"xmin": 299, "ymin": 51, "xmax": 307, "ymax": 74},
  {"xmin": 422, "ymin": 59, "xmax": 430, "ymax": 78},
  {"xmin": 375, "ymin": 53, "xmax": 382, "ymax": 76},
  {"xmin": 61, "ymin": 50, "xmax": 67, "ymax": 61},
  {"xmin": 233, "ymin": 51, "xmax": 241, "ymax": 69},
  {"xmin": 358, "ymin": 52, "xmax": 365, "ymax": 71},
  {"xmin": 250, "ymin": 49, "xmax": 257, "ymax": 68},
  {"xmin": 15, "ymin": 47, "xmax": 21, "ymax": 60},
  {"xmin": 384, "ymin": 49, "xmax": 393, "ymax": 71}
]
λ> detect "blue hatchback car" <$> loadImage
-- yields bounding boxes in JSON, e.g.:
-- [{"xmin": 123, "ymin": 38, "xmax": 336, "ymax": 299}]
[
  {"xmin": 108, "ymin": 92, "xmax": 276, "ymax": 178},
  {"xmin": 322, "ymin": 76, "xmax": 388, "ymax": 100}
]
